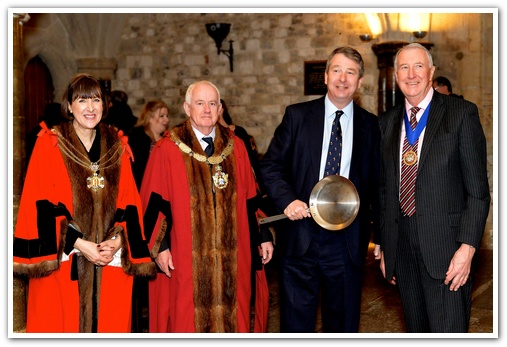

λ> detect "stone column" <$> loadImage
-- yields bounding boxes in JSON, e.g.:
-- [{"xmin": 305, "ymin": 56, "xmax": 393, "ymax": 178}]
[
  {"xmin": 12, "ymin": 12, "xmax": 30, "ymax": 333},
  {"xmin": 76, "ymin": 57, "xmax": 117, "ymax": 95}
]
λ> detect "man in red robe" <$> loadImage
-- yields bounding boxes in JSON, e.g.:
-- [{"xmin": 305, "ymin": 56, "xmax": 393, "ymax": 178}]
[{"xmin": 140, "ymin": 80, "xmax": 274, "ymax": 333}]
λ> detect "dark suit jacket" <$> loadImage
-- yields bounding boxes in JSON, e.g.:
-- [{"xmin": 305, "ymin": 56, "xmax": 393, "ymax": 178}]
[
  {"xmin": 378, "ymin": 92, "xmax": 490, "ymax": 280},
  {"xmin": 260, "ymin": 96, "xmax": 380, "ymax": 266}
]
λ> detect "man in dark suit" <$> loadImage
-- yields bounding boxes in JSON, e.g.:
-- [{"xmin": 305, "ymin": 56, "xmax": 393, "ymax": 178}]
[
  {"xmin": 378, "ymin": 43, "xmax": 490, "ymax": 333},
  {"xmin": 260, "ymin": 46, "xmax": 380, "ymax": 333}
]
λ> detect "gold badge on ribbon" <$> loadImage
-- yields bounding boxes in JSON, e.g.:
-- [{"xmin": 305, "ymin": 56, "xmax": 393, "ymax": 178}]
[
  {"xmin": 403, "ymin": 150, "xmax": 418, "ymax": 166},
  {"xmin": 212, "ymin": 165, "xmax": 229, "ymax": 189}
]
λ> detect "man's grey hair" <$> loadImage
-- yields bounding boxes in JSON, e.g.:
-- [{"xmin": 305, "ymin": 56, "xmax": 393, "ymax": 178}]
[{"xmin": 394, "ymin": 43, "xmax": 434, "ymax": 71}]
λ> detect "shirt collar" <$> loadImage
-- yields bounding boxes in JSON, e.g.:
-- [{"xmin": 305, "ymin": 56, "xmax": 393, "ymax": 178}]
[
  {"xmin": 405, "ymin": 87, "xmax": 434, "ymax": 114},
  {"xmin": 192, "ymin": 126, "xmax": 216, "ymax": 141},
  {"xmin": 325, "ymin": 95, "xmax": 353, "ymax": 119}
]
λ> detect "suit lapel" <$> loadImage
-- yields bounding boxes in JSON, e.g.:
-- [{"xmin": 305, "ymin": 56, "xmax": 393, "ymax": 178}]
[
  {"xmin": 307, "ymin": 97, "xmax": 326, "ymax": 182},
  {"xmin": 418, "ymin": 94, "xmax": 445, "ymax": 173},
  {"xmin": 388, "ymin": 105, "xmax": 404, "ymax": 183},
  {"xmin": 349, "ymin": 104, "xmax": 366, "ymax": 182}
]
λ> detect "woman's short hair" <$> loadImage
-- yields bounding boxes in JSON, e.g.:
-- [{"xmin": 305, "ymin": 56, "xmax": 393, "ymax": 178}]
[{"xmin": 61, "ymin": 73, "xmax": 109, "ymax": 120}]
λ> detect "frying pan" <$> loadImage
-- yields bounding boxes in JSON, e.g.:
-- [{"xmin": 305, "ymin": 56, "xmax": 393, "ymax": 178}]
[{"xmin": 258, "ymin": 175, "xmax": 360, "ymax": 231}]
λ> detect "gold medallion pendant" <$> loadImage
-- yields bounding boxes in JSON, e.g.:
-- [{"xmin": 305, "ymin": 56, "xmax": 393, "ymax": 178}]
[
  {"xmin": 403, "ymin": 150, "xmax": 418, "ymax": 166},
  {"xmin": 87, "ymin": 172, "xmax": 105, "ymax": 190},
  {"xmin": 212, "ymin": 165, "xmax": 229, "ymax": 189}
]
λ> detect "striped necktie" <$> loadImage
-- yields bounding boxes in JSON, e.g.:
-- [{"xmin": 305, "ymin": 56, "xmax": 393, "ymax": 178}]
[{"xmin": 399, "ymin": 106, "xmax": 421, "ymax": 216}]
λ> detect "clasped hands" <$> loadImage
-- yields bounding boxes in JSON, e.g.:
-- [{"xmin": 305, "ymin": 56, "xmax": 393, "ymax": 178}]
[{"xmin": 74, "ymin": 236, "xmax": 122, "ymax": 267}]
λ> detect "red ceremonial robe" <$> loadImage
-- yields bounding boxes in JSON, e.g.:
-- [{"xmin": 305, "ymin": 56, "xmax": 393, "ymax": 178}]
[
  {"xmin": 140, "ymin": 120, "xmax": 257, "ymax": 333},
  {"xmin": 13, "ymin": 122, "xmax": 155, "ymax": 333}
]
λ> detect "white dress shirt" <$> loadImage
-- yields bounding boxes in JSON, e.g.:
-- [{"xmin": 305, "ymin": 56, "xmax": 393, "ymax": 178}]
[
  {"xmin": 319, "ymin": 96, "xmax": 354, "ymax": 180},
  {"xmin": 192, "ymin": 126, "xmax": 217, "ymax": 152}
]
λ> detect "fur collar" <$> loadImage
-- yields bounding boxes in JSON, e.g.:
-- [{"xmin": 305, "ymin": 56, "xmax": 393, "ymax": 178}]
[
  {"xmin": 60, "ymin": 122, "xmax": 123, "ymax": 332},
  {"xmin": 172, "ymin": 120, "xmax": 239, "ymax": 332}
]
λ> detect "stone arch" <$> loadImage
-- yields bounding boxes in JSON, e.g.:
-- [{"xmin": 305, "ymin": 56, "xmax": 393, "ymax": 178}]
[{"xmin": 23, "ymin": 12, "xmax": 129, "ymax": 99}]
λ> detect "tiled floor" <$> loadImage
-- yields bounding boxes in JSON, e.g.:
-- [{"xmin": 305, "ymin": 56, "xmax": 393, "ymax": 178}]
[
  {"xmin": 15, "ymin": 246, "xmax": 493, "ymax": 335},
  {"xmin": 129, "ymin": 244, "xmax": 493, "ymax": 335},
  {"xmin": 261, "ymin": 244, "xmax": 494, "ymax": 334}
]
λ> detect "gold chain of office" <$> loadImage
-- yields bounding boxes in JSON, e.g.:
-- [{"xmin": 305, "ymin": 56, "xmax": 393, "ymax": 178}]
[
  {"xmin": 52, "ymin": 129, "xmax": 124, "ymax": 190},
  {"xmin": 169, "ymin": 130, "xmax": 234, "ymax": 189},
  {"xmin": 169, "ymin": 130, "xmax": 234, "ymax": 165}
]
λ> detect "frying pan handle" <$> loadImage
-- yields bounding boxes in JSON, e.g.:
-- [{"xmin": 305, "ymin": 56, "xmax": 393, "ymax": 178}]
[{"xmin": 258, "ymin": 208, "xmax": 311, "ymax": 224}]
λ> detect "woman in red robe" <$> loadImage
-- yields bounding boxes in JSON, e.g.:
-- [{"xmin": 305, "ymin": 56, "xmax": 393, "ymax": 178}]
[{"xmin": 13, "ymin": 73, "xmax": 155, "ymax": 333}]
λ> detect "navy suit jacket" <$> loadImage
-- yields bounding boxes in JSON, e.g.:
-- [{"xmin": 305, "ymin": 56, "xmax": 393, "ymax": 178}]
[
  {"xmin": 378, "ymin": 92, "xmax": 490, "ymax": 280},
  {"xmin": 260, "ymin": 96, "xmax": 380, "ymax": 266}
]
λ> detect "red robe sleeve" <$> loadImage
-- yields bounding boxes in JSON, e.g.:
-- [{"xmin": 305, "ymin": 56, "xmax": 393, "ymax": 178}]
[
  {"xmin": 139, "ymin": 137, "xmax": 175, "ymax": 252},
  {"xmin": 13, "ymin": 124, "xmax": 71, "ymax": 271},
  {"xmin": 114, "ymin": 134, "xmax": 154, "ymax": 268}
]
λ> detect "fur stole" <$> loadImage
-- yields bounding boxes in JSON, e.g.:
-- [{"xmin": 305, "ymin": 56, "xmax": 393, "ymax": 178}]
[
  {"xmin": 171, "ymin": 120, "xmax": 239, "ymax": 332},
  {"xmin": 59, "ymin": 122, "xmax": 122, "ymax": 332}
]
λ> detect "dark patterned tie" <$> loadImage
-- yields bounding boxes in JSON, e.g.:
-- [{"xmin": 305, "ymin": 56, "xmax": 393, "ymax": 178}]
[
  {"xmin": 203, "ymin": 137, "xmax": 214, "ymax": 157},
  {"xmin": 324, "ymin": 110, "xmax": 344, "ymax": 176},
  {"xmin": 399, "ymin": 107, "xmax": 421, "ymax": 217}
]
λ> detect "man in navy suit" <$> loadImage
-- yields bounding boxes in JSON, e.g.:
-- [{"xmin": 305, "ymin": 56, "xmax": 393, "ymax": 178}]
[
  {"xmin": 378, "ymin": 43, "xmax": 490, "ymax": 332},
  {"xmin": 260, "ymin": 47, "xmax": 380, "ymax": 333}
]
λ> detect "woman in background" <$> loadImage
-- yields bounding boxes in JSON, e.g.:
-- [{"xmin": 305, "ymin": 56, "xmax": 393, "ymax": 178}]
[
  {"xmin": 127, "ymin": 99, "xmax": 170, "ymax": 332},
  {"xmin": 128, "ymin": 100, "xmax": 170, "ymax": 190}
]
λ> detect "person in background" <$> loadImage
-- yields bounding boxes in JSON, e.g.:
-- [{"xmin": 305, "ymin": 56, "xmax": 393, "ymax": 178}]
[
  {"xmin": 128, "ymin": 100, "xmax": 170, "ymax": 190},
  {"xmin": 13, "ymin": 73, "xmax": 155, "ymax": 333},
  {"xmin": 432, "ymin": 76, "xmax": 464, "ymax": 99},
  {"xmin": 260, "ymin": 46, "xmax": 380, "ymax": 333},
  {"xmin": 218, "ymin": 99, "xmax": 260, "ymax": 181},
  {"xmin": 106, "ymin": 90, "xmax": 138, "ymax": 135},
  {"xmin": 127, "ymin": 99, "xmax": 169, "ymax": 332},
  {"xmin": 378, "ymin": 43, "xmax": 490, "ymax": 332},
  {"xmin": 140, "ymin": 80, "xmax": 274, "ymax": 333},
  {"xmin": 218, "ymin": 98, "xmax": 279, "ymax": 214}
]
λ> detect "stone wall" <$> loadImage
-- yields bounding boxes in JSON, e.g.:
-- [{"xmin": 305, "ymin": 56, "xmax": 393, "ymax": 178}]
[
  {"xmin": 112, "ymin": 12, "xmax": 378, "ymax": 153},
  {"xmin": 110, "ymin": 12, "xmax": 494, "ymax": 248},
  {"xmin": 12, "ymin": 10, "xmax": 496, "ymax": 333},
  {"xmin": 18, "ymin": 11, "xmax": 494, "ymax": 247}
]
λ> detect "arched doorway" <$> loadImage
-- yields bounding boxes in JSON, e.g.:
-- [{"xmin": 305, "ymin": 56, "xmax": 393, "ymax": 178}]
[{"xmin": 23, "ymin": 55, "xmax": 55, "ymax": 171}]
